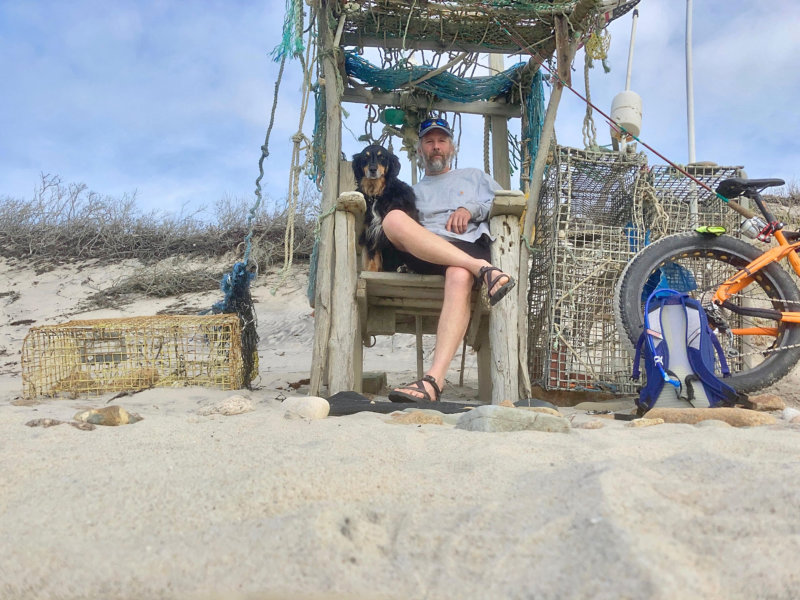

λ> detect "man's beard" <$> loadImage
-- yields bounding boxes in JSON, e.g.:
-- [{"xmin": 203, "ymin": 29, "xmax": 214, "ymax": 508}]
[{"xmin": 424, "ymin": 152, "xmax": 451, "ymax": 174}]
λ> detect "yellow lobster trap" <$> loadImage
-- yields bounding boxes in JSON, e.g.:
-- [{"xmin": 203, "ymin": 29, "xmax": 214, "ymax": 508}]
[{"xmin": 21, "ymin": 314, "xmax": 244, "ymax": 398}]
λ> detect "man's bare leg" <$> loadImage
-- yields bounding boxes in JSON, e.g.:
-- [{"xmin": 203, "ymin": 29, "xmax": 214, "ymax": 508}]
[
  {"xmin": 393, "ymin": 266, "xmax": 472, "ymax": 400},
  {"xmin": 383, "ymin": 209, "xmax": 512, "ymax": 400},
  {"xmin": 382, "ymin": 209, "xmax": 510, "ymax": 295}
]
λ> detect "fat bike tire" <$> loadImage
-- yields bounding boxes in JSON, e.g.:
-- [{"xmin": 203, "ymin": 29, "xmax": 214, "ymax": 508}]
[{"xmin": 614, "ymin": 231, "xmax": 800, "ymax": 393}]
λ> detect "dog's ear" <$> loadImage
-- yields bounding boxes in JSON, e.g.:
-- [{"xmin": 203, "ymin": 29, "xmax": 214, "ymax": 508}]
[
  {"xmin": 351, "ymin": 151, "xmax": 363, "ymax": 178},
  {"xmin": 388, "ymin": 153, "xmax": 401, "ymax": 179}
]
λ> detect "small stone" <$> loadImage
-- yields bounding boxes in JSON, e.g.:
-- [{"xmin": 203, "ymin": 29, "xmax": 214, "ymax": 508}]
[
  {"xmin": 695, "ymin": 419, "xmax": 732, "ymax": 428},
  {"xmin": 25, "ymin": 418, "xmax": 66, "ymax": 428},
  {"xmin": 499, "ymin": 400, "xmax": 515, "ymax": 408},
  {"xmin": 516, "ymin": 406, "xmax": 561, "ymax": 417},
  {"xmin": 73, "ymin": 405, "xmax": 142, "ymax": 426},
  {"xmin": 515, "ymin": 398, "xmax": 559, "ymax": 410},
  {"xmin": 283, "ymin": 396, "xmax": 330, "ymax": 420},
  {"xmin": 69, "ymin": 421, "xmax": 96, "ymax": 431},
  {"xmin": 25, "ymin": 418, "xmax": 95, "ymax": 430},
  {"xmin": 578, "ymin": 419, "xmax": 605, "ymax": 429},
  {"xmin": 747, "ymin": 393, "xmax": 785, "ymax": 411},
  {"xmin": 782, "ymin": 407, "xmax": 800, "ymax": 421},
  {"xmin": 791, "ymin": 416, "xmax": 800, "ymax": 425},
  {"xmin": 390, "ymin": 411, "xmax": 443, "ymax": 425},
  {"xmin": 644, "ymin": 407, "xmax": 777, "ymax": 427},
  {"xmin": 626, "ymin": 417, "xmax": 664, "ymax": 428},
  {"xmin": 198, "ymin": 394, "xmax": 254, "ymax": 416},
  {"xmin": 456, "ymin": 405, "xmax": 570, "ymax": 433}
]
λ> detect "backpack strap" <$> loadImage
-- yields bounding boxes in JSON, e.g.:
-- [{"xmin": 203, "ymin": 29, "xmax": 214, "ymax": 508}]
[
  {"xmin": 645, "ymin": 289, "xmax": 682, "ymax": 390},
  {"xmin": 632, "ymin": 331, "xmax": 645, "ymax": 380},
  {"xmin": 681, "ymin": 294, "xmax": 740, "ymax": 407},
  {"xmin": 708, "ymin": 331, "xmax": 731, "ymax": 377}
]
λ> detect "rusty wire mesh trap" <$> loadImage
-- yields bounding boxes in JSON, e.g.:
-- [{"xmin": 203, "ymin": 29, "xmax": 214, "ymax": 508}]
[
  {"xmin": 21, "ymin": 314, "xmax": 244, "ymax": 398},
  {"xmin": 527, "ymin": 146, "xmax": 744, "ymax": 393}
]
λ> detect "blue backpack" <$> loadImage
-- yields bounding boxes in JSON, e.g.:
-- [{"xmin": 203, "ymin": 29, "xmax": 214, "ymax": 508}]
[{"xmin": 632, "ymin": 288, "xmax": 741, "ymax": 413}]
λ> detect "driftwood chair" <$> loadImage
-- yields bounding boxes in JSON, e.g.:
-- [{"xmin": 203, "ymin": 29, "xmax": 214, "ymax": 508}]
[{"xmin": 326, "ymin": 160, "xmax": 525, "ymax": 404}]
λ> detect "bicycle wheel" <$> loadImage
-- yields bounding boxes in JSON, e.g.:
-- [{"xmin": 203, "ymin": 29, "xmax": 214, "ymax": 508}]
[{"xmin": 615, "ymin": 231, "xmax": 800, "ymax": 393}]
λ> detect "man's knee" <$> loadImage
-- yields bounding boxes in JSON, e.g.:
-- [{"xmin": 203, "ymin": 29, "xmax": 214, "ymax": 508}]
[
  {"xmin": 445, "ymin": 265, "xmax": 474, "ymax": 291},
  {"xmin": 381, "ymin": 209, "xmax": 409, "ymax": 233}
]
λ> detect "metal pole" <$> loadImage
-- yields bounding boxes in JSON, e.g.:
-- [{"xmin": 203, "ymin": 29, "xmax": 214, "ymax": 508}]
[
  {"xmin": 686, "ymin": 0, "xmax": 698, "ymax": 225},
  {"xmin": 625, "ymin": 9, "xmax": 639, "ymax": 91}
]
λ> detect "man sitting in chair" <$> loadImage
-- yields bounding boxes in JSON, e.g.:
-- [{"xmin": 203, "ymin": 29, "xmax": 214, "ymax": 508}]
[{"xmin": 385, "ymin": 117, "xmax": 515, "ymax": 403}]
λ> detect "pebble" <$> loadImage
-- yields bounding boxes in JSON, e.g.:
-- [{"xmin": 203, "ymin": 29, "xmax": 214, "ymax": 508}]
[
  {"xmin": 747, "ymin": 393, "xmax": 786, "ymax": 411},
  {"xmin": 644, "ymin": 407, "xmax": 777, "ymax": 427},
  {"xmin": 389, "ymin": 411, "xmax": 443, "ymax": 425},
  {"xmin": 694, "ymin": 419, "xmax": 732, "ymax": 428},
  {"xmin": 456, "ymin": 405, "xmax": 570, "ymax": 433},
  {"xmin": 282, "ymin": 396, "xmax": 330, "ymax": 420},
  {"xmin": 198, "ymin": 394, "xmax": 254, "ymax": 416},
  {"xmin": 25, "ymin": 418, "xmax": 96, "ymax": 431},
  {"xmin": 515, "ymin": 406, "xmax": 561, "ymax": 417},
  {"xmin": 626, "ymin": 417, "xmax": 664, "ymax": 428},
  {"xmin": 577, "ymin": 419, "xmax": 605, "ymax": 430},
  {"xmin": 73, "ymin": 405, "xmax": 142, "ymax": 426},
  {"xmin": 782, "ymin": 407, "xmax": 800, "ymax": 421}
]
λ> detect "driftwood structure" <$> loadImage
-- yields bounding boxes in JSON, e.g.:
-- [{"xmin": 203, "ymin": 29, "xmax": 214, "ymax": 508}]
[{"xmin": 306, "ymin": 0, "xmax": 641, "ymax": 401}]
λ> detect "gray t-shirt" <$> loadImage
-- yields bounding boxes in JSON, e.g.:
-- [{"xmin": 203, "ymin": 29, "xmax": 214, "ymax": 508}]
[{"xmin": 412, "ymin": 168, "xmax": 501, "ymax": 243}]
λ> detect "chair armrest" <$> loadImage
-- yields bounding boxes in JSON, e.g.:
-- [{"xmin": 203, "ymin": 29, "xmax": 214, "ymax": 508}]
[
  {"xmin": 489, "ymin": 190, "xmax": 525, "ymax": 219},
  {"xmin": 336, "ymin": 191, "xmax": 366, "ymax": 215}
]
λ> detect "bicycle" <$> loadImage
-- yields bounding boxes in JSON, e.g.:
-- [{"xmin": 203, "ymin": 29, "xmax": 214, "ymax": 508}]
[{"xmin": 614, "ymin": 176, "xmax": 800, "ymax": 393}]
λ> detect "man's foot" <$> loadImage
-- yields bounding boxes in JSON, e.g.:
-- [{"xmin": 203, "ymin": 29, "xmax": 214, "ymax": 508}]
[
  {"xmin": 387, "ymin": 374, "xmax": 442, "ymax": 403},
  {"xmin": 478, "ymin": 266, "xmax": 515, "ymax": 306}
]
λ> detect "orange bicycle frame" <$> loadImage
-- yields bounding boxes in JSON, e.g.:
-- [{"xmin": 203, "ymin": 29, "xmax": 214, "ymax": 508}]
[{"xmin": 713, "ymin": 230, "xmax": 800, "ymax": 335}]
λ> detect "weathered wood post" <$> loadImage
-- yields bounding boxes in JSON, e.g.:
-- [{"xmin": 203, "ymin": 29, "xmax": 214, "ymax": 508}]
[
  {"xmin": 309, "ymin": 1, "xmax": 342, "ymax": 396},
  {"xmin": 489, "ymin": 190, "xmax": 526, "ymax": 404},
  {"xmin": 328, "ymin": 192, "xmax": 366, "ymax": 394},
  {"xmin": 517, "ymin": 14, "xmax": 578, "ymax": 398}
]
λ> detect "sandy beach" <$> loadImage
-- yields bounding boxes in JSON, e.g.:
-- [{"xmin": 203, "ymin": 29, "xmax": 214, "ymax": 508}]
[{"xmin": 2, "ymin": 256, "xmax": 800, "ymax": 600}]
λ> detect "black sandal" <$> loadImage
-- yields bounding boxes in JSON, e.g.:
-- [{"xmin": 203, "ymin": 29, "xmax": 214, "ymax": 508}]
[
  {"xmin": 478, "ymin": 266, "xmax": 516, "ymax": 306},
  {"xmin": 387, "ymin": 374, "xmax": 442, "ymax": 403}
]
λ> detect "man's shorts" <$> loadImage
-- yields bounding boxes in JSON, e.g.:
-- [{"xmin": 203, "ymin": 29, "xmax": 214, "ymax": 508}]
[{"xmin": 396, "ymin": 234, "xmax": 491, "ymax": 277}]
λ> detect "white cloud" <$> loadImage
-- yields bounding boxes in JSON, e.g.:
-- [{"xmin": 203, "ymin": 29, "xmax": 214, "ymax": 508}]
[{"xmin": 1, "ymin": 0, "xmax": 798, "ymax": 213}]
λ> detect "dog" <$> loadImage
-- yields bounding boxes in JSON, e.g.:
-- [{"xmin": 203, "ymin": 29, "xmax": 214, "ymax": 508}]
[{"xmin": 352, "ymin": 144, "xmax": 419, "ymax": 272}]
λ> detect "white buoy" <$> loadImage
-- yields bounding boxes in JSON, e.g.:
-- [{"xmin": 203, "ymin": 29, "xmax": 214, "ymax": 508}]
[
  {"xmin": 610, "ymin": 7, "xmax": 642, "ymax": 143},
  {"xmin": 610, "ymin": 89, "xmax": 642, "ymax": 140}
]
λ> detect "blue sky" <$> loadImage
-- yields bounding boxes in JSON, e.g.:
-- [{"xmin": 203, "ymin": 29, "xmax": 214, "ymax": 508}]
[{"xmin": 2, "ymin": 0, "xmax": 799, "ymax": 218}]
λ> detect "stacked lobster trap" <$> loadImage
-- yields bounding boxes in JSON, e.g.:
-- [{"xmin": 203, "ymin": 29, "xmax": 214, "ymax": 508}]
[{"xmin": 527, "ymin": 146, "xmax": 743, "ymax": 393}]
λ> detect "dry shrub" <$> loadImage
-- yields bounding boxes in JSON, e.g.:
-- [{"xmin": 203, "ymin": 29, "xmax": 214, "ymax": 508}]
[
  {"xmin": 763, "ymin": 180, "xmax": 800, "ymax": 227},
  {"xmin": 0, "ymin": 174, "xmax": 320, "ymax": 272}
]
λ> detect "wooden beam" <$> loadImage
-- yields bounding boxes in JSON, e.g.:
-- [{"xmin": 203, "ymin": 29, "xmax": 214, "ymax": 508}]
[
  {"xmin": 516, "ymin": 14, "xmax": 579, "ymax": 399},
  {"xmin": 489, "ymin": 191, "xmax": 526, "ymax": 404},
  {"xmin": 340, "ymin": 34, "xmax": 520, "ymax": 55},
  {"xmin": 489, "ymin": 54, "xmax": 511, "ymax": 188},
  {"xmin": 342, "ymin": 87, "xmax": 521, "ymax": 118},
  {"xmin": 328, "ymin": 203, "xmax": 362, "ymax": 394},
  {"xmin": 309, "ymin": 1, "xmax": 342, "ymax": 396}
]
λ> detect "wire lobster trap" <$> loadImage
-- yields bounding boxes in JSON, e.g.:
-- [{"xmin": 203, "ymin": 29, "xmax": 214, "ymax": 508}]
[
  {"xmin": 635, "ymin": 163, "xmax": 744, "ymax": 241},
  {"xmin": 21, "ymin": 314, "xmax": 244, "ymax": 398},
  {"xmin": 527, "ymin": 146, "xmax": 744, "ymax": 393}
]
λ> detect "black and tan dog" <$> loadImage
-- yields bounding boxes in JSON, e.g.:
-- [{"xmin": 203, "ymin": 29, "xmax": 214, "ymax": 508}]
[{"xmin": 352, "ymin": 144, "xmax": 419, "ymax": 272}]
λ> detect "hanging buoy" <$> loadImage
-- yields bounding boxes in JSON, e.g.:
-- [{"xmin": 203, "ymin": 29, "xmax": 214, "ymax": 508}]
[
  {"xmin": 611, "ymin": 6, "xmax": 642, "ymax": 143},
  {"xmin": 610, "ymin": 89, "xmax": 642, "ymax": 141},
  {"xmin": 379, "ymin": 108, "xmax": 405, "ymax": 126}
]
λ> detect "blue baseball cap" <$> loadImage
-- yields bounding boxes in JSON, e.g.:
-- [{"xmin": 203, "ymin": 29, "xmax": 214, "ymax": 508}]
[{"xmin": 419, "ymin": 117, "xmax": 453, "ymax": 138}]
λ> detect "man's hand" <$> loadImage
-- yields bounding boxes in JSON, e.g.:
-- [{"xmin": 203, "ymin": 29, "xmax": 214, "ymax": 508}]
[{"xmin": 446, "ymin": 207, "xmax": 472, "ymax": 234}]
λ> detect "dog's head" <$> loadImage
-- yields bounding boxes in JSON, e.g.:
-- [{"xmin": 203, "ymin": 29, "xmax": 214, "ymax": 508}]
[{"xmin": 352, "ymin": 144, "xmax": 401, "ymax": 183}]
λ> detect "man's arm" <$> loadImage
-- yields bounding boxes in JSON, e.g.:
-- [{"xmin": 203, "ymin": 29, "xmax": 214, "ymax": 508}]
[
  {"xmin": 445, "ymin": 206, "xmax": 472, "ymax": 234},
  {"xmin": 447, "ymin": 170, "xmax": 501, "ymax": 232}
]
